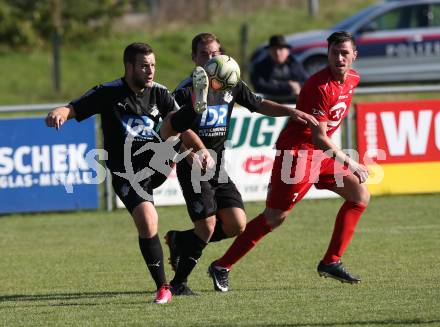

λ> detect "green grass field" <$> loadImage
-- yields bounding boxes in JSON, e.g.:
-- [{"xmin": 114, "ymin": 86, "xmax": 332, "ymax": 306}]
[{"xmin": 1, "ymin": 194, "xmax": 439, "ymax": 326}]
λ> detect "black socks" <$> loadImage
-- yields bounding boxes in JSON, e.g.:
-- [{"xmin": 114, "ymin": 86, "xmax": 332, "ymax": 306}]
[
  {"xmin": 138, "ymin": 234, "xmax": 166, "ymax": 290},
  {"xmin": 171, "ymin": 230, "xmax": 207, "ymax": 285},
  {"xmin": 209, "ymin": 219, "xmax": 228, "ymax": 243}
]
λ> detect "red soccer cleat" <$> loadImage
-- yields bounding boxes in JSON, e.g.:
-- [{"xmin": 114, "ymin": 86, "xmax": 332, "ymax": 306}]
[{"xmin": 153, "ymin": 284, "xmax": 172, "ymax": 304}]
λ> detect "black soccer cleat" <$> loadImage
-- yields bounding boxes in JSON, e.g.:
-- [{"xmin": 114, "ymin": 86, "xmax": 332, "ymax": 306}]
[
  {"xmin": 208, "ymin": 261, "xmax": 230, "ymax": 292},
  {"xmin": 317, "ymin": 260, "xmax": 361, "ymax": 284},
  {"xmin": 170, "ymin": 282, "xmax": 197, "ymax": 296},
  {"xmin": 164, "ymin": 230, "xmax": 180, "ymax": 272}
]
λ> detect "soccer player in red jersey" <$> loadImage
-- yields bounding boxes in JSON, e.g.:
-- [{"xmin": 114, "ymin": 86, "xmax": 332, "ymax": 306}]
[{"xmin": 208, "ymin": 31, "xmax": 370, "ymax": 291}]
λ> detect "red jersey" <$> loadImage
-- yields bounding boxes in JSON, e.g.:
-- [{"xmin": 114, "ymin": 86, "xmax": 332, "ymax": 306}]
[{"xmin": 276, "ymin": 67, "xmax": 360, "ymax": 150}]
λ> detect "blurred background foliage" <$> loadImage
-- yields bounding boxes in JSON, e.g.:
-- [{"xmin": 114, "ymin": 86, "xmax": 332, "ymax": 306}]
[
  {"xmin": 0, "ymin": 0, "xmax": 313, "ymax": 50},
  {"xmin": 0, "ymin": 0, "xmax": 379, "ymax": 105},
  {"xmin": 0, "ymin": 0, "xmax": 129, "ymax": 50}
]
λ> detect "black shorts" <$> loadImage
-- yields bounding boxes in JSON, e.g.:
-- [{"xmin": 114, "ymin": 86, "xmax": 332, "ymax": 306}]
[
  {"xmin": 177, "ymin": 161, "xmax": 244, "ymax": 221},
  {"xmin": 112, "ymin": 171, "xmax": 156, "ymax": 213}
]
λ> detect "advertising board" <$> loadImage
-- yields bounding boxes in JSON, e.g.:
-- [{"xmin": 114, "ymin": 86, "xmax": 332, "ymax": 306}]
[{"xmin": 0, "ymin": 117, "xmax": 99, "ymax": 213}]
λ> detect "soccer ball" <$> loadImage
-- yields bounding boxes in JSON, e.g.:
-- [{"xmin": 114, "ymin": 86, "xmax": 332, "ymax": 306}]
[{"xmin": 204, "ymin": 55, "xmax": 241, "ymax": 91}]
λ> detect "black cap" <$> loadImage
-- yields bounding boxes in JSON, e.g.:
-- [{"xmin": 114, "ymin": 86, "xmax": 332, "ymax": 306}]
[{"xmin": 266, "ymin": 35, "xmax": 290, "ymax": 49}]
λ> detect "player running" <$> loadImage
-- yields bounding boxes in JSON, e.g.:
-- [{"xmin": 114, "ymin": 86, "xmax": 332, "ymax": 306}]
[
  {"xmin": 164, "ymin": 32, "xmax": 318, "ymax": 295},
  {"xmin": 209, "ymin": 31, "xmax": 370, "ymax": 292}
]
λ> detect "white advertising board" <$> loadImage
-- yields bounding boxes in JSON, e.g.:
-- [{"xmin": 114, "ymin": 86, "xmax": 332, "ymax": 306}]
[{"xmin": 117, "ymin": 105, "xmax": 340, "ymax": 208}]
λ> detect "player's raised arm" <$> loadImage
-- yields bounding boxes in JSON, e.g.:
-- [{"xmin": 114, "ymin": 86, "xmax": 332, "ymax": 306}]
[
  {"xmin": 45, "ymin": 104, "xmax": 76, "ymax": 130},
  {"xmin": 255, "ymin": 99, "xmax": 319, "ymax": 126}
]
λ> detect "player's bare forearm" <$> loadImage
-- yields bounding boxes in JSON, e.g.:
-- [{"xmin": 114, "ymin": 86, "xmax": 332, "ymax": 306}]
[
  {"xmin": 180, "ymin": 130, "xmax": 215, "ymax": 170},
  {"xmin": 45, "ymin": 105, "xmax": 76, "ymax": 130},
  {"xmin": 181, "ymin": 130, "xmax": 204, "ymax": 151},
  {"xmin": 256, "ymin": 99, "xmax": 293, "ymax": 117},
  {"xmin": 256, "ymin": 100, "xmax": 318, "ymax": 125},
  {"xmin": 312, "ymin": 122, "xmax": 369, "ymax": 183},
  {"xmin": 311, "ymin": 122, "xmax": 349, "ymax": 164}
]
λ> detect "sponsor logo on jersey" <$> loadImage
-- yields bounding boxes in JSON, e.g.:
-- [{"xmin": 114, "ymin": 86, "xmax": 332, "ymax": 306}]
[
  {"xmin": 150, "ymin": 105, "xmax": 159, "ymax": 117},
  {"xmin": 122, "ymin": 115, "xmax": 156, "ymax": 139},
  {"xmin": 223, "ymin": 91, "xmax": 233, "ymax": 103},
  {"xmin": 199, "ymin": 104, "xmax": 228, "ymax": 129},
  {"xmin": 312, "ymin": 108, "xmax": 325, "ymax": 117},
  {"xmin": 328, "ymin": 102, "xmax": 347, "ymax": 127},
  {"xmin": 117, "ymin": 102, "xmax": 129, "ymax": 111}
]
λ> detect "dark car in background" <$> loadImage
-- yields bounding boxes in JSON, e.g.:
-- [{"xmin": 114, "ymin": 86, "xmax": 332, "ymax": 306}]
[{"xmin": 250, "ymin": 0, "xmax": 440, "ymax": 84}]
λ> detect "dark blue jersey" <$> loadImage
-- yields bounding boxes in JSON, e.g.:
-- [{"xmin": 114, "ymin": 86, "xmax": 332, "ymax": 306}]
[
  {"xmin": 173, "ymin": 78, "xmax": 263, "ymax": 176},
  {"xmin": 71, "ymin": 78, "xmax": 178, "ymax": 172},
  {"xmin": 173, "ymin": 79, "xmax": 262, "ymax": 154}
]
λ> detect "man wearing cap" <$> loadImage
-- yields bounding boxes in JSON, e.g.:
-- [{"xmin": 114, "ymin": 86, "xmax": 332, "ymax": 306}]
[{"xmin": 251, "ymin": 35, "xmax": 308, "ymax": 102}]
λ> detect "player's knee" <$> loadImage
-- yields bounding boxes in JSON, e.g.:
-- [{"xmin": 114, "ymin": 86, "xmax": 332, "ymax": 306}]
[
  {"xmin": 345, "ymin": 182, "xmax": 370, "ymax": 206},
  {"xmin": 361, "ymin": 189, "xmax": 371, "ymax": 206},
  {"xmin": 262, "ymin": 207, "xmax": 288, "ymax": 228},
  {"xmin": 195, "ymin": 217, "xmax": 216, "ymax": 234},
  {"xmin": 355, "ymin": 185, "xmax": 370, "ymax": 206},
  {"xmin": 136, "ymin": 221, "xmax": 158, "ymax": 238},
  {"xmin": 264, "ymin": 212, "xmax": 287, "ymax": 229},
  {"xmin": 222, "ymin": 218, "xmax": 245, "ymax": 237},
  {"xmin": 237, "ymin": 220, "xmax": 246, "ymax": 234},
  {"xmin": 231, "ymin": 220, "xmax": 246, "ymax": 235}
]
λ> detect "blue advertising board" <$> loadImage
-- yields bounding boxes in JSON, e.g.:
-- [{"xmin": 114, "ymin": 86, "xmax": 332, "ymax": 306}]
[{"xmin": 0, "ymin": 117, "xmax": 99, "ymax": 214}]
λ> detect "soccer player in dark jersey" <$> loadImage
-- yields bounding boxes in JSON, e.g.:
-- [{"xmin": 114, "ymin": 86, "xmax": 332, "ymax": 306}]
[
  {"xmin": 209, "ymin": 31, "xmax": 371, "ymax": 292},
  {"xmin": 164, "ymin": 33, "xmax": 318, "ymax": 295},
  {"xmin": 45, "ymin": 42, "xmax": 209, "ymax": 304}
]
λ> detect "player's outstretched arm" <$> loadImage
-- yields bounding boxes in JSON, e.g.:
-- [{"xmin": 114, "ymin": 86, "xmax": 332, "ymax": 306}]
[
  {"xmin": 311, "ymin": 122, "xmax": 369, "ymax": 183},
  {"xmin": 256, "ymin": 99, "xmax": 318, "ymax": 126},
  {"xmin": 45, "ymin": 105, "xmax": 76, "ymax": 130}
]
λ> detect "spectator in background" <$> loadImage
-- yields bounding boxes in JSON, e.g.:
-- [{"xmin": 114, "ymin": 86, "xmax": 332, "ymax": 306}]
[{"xmin": 251, "ymin": 35, "xmax": 308, "ymax": 103}]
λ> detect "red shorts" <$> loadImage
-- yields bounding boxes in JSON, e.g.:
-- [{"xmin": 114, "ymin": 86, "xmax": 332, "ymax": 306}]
[{"xmin": 266, "ymin": 149, "xmax": 350, "ymax": 211}]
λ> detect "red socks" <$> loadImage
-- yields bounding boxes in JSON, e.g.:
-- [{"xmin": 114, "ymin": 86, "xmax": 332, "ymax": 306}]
[
  {"xmin": 216, "ymin": 214, "xmax": 272, "ymax": 269},
  {"xmin": 215, "ymin": 201, "xmax": 366, "ymax": 269},
  {"xmin": 322, "ymin": 201, "xmax": 366, "ymax": 265}
]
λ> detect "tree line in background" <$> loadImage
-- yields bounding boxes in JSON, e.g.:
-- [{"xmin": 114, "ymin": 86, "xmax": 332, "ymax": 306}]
[
  {"xmin": 0, "ymin": 0, "xmax": 128, "ymax": 49},
  {"xmin": 140, "ymin": 0, "xmax": 303, "ymax": 24},
  {"xmin": 0, "ymin": 0, "xmax": 303, "ymax": 50}
]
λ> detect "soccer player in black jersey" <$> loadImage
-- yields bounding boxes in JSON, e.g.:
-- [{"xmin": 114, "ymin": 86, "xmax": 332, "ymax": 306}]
[
  {"xmin": 45, "ymin": 42, "xmax": 209, "ymax": 304},
  {"xmin": 165, "ymin": 33, "xmax": 318, "ymax": 295}
]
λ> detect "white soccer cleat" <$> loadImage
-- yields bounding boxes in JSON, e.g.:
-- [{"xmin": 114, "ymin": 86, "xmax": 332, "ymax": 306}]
[{"xmin": 192, "ymin": 66, "xmax": 209, "ymax": 114}]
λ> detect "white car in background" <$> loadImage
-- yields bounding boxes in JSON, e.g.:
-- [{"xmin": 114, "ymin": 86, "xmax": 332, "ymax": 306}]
[{"xmin": 250, "ymin": 0, "xmax": 440, "ymax": 84}]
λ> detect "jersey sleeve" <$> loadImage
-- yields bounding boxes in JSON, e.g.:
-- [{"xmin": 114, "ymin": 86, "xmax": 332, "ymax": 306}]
[
  {"xmin": 233, "ymin": 80, "xmax": 263, "ymax": 112},
  {"xmin": 298, "ymin": 80, "xmax": 331, "ymax": 122},
  {"xmin": 70, "ymin": 85, "xmax": 107, "ymax": 122},
  {"xmin": 159, "ymin": 88, "xmax": 180, "ymax": 116}
]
